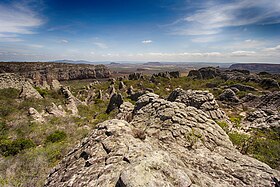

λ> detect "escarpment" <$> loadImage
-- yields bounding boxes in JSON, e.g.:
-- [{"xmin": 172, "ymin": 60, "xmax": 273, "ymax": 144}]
[
  {"xmin": 0, "ymin": 62, "xmax": 111, "ymax": 84},
  {"xmin": 45, "ymin": 91, "xmax": 280, "ymax": 187}
]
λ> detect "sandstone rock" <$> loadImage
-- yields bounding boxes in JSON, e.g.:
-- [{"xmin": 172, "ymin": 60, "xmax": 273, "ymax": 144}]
[
  {"xmin": 60, "ymin": 87, "xmax": 82, "ymax": 115},
  {"xmin": 85, "ymin": 91, "xmax": 96, "ymax": 104},
  {"xmin": 260, "ymin": 78, "xmax": 280, "ymax": 89},
  {"xmin": 45, "ymin": 92, "xmax": 280, "ymax": 187},
  {"xmin": 145, "ymin": 88, "xmax": 154, "ymax": 93},
  {"xmin": 0, "ymin": 73, "xmax": 43, "ymax": 99},
  {"xmin": 243, "ymin": 91, "xmax": 280, "ymax": 111},
  {"xmin": 42, "ymin": 81, "xmax": 51, "ymax": 90},
  {"xmin": 97, "ymin": 90, "xmax": 103, "ymax": 100},
  {"xmin": 50, "ymin": 79, "xmax": 62, "ymax": 91},
  {"xmin": 129, "ymin": 91, "xmax": 146, "ymax": 101},
  {"xmin": 241, "ymin": 109, "xmax": 280, "ymax": 129},
  {"xmin": 0, "ymin": 62, "xmax": 111, "ymax": 82},
  {"xmin": 109, "ymin": 78, "xmax": 116, "ymax": 85},
  {"xmin": 28, "ymin": 107, "xmax": 44, "ymax": 123},
  {"xmin": 219, "ymin": 89, "xmax": 240, "ymax": 103},
  {"xmin": 188, "ymin": 67, "xmax": 220, "ymax": 79},
  {"xmin": 106, "ymin": 93, "xmax": 123, "ymax": 113},
  {"xmin": 116, "ymin": 102, "xmax": 134, "ymax": 122},
  {"xmin": 127, "ymin": 86, "xmax": 134, "ymax": 95},
  {"xmin": 108, "ymin": 85, "xmax": 116, "ymax": 96},
  {"xmin": 119, "ymin": 81, "xmax": 126, "ymax": 90},
  {"xmin": 46, "ymin": 103, "xmax": 66, "ymax": 117},
  {"xmin": 168, "ymin": 88, "xmax": 229, "ymax": 122},
  {"xmin": 229, "ymin": 84, "xmax": 257, "ymax": 92},
  {"xmin": 128, "ymin": 72, "xmax": 143, "ymax": 80}
]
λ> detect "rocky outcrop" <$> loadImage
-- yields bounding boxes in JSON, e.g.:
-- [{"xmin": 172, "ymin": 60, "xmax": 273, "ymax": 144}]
[
  {"xmin": 188, "ymin": 67, "xmax": 221, "ymax": 79},
  {"xmin": 229, "ymin": 84, "xmax": 257, "ymax": 92},
  {"xmin": 60, "ymin": 87, "xmax": 83, "ymax": 115},
  {"xmin": 260, "ymin": 78, "xmax": 280, "ymax": 89},
  {"xmin": 119, "ymin": 81, "xmax": 126, "ymax": 90},
  {"xmin": 45, "ymin": 91, "xmax": 280, "ymax": 187},
  {"xmin": 46, "ymin": 103, "xmax": 66, "ymax": 117},
  {"xmin": 106, "ymin": 93, "xmax": 123, "ymax": 113},
  {"xmin": 28, "ymin": 108, "xmax": 44, "ymax": 123},
  {"xmin": 242, "ymin": 109, "xmax": 280, "ymax": 129},
  {"xmin": 230, "ymin": 63, "xmax": 280, "ymax": 74},
  {"xmin": 151, "ymin": 71, "xmax": 180, "ymax": 80},
  {"xmin": 128, "ymin": 72, "xmax": 143, "ymax": 80},
  {"xmin": 116, "ymin": 102, "xmax": 134, "ymax": 122},
  {"xmin": 0, "ymin": 62, "xmax": 111, "ymax": 84},
  {"xmin": 0, "ymin": 73, "xmax": 42, "ymax": 99},
  {"xmin": 219, "ymin": 89, "xmax": 240, "ymax": 103},
  {"xmin": 243, "ymin": 91, "xmax": 280, "ymax": 111},
  {"xmin": 167, "ymin": 88, "xmax": 229, "ymax": 122},
  {"xmin": 50, "ymin": 79, "xmax": 62, "ymax": 91}
]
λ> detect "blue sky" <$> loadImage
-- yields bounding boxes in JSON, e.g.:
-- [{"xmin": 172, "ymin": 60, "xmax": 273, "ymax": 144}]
[{"xmin": 0, "ymin": 0, "xmax": 280, "ymax": 62}]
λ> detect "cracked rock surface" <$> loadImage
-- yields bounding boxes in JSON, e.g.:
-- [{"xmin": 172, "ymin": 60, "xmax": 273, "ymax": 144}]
[{"xmin": 45, "ymin": 91, "xmax": 280, "ymax": 187}]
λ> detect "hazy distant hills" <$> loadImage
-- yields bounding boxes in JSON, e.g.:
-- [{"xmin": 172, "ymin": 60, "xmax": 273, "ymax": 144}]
[{"xmin": 230, "ymin": 63, "xmax": 280, "ymax": 73}]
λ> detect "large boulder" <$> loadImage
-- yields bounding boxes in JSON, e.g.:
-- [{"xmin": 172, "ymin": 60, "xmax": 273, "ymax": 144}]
[
  {"xmin": 167, "ymin": 88, "xmax": 229, "ymax": 121},
  {"xmin": 260, "ymin": 78, "xmax": 280, "ymax": 89},
  {"xmin": 45, "ymin": 92, "xmax": 280, "ymax": 187},
  {"xmin": 28, "ymin": 107, "xmax": 44, "ymax": 123},
  {"xmin": 60, "ymin": 87, "xmax": 83, "ymax": 115},
  {"xmin": 106, "ymin": 93, "xmax": 124, "ymax": 113},
  {"xmin": 219, "ymin": 89, "xmax": 240, "ymax": 103},
  {"xmin": 46, "ymin": 103, "xmax": 66, "ymax": 117}
]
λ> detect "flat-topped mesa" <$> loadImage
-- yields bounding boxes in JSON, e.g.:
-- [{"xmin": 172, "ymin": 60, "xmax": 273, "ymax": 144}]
[
  {"xmin": 45, "ymin": 89, "xmax": 279, "ymax": 187},
  {"xmin": 0, "ymin": 62, "xmax": 111, "ymax": 84}
]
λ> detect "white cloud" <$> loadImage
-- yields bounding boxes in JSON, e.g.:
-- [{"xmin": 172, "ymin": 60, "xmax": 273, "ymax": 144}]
[
  {"xmin": 191, "ymin": 36, "xmax": 217, "ymax": 43},
  {"xmin": 231, "ymin": 50, "xmax": 256, "ymax": 56},
  {"xmin": 142, "ymin": 40, "xmax": 153, "ymax": 44},
  {"xmin": 174, "ymin": 0, "xmax": 280, "ymax": 36},
  {"xmin": 60, "ymin": 39, "xmax": 69, "ymax": 44},
  {"xmin": 263, "ymin": 45, "xmax": 280, "ymax": 52},
  {"xmin": 0, "ymin": 1, "xmax": 43, "ymax": 42},
  {"xmin": 94, "ymin": 42, "xmax": 108, "ymax": 49},
  {"xmin": 28, "ymin": 44, "xmax": 44, "ymax": 48},
  {"xmin": 225, "ymin": 39, "xmax": 266, "ymax": 50}
]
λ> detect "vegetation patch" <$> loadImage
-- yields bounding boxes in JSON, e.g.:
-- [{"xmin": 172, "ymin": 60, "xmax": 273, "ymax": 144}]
[
  {"xmin": 0, "ymin": 139, "xmax": 36, "ymax": 157},
  {"xmin": 45, "ymin": 130, "xmax": 67, "ymax": 143}
]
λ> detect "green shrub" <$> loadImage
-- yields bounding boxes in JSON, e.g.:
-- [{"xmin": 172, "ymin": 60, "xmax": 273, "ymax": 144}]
[
  {"xmin": 229, "ymin": 116, "xmax": 242, "ymax": 128},
  {"xmin": 216, "ymin": 121, "xmax": 229, "ymax": 132},
  {"xmin": 228, "ymin": 132, "xmax": 250, "ymax": 150},
  {"xmin": 45, "ymin": 130, "xmax": 67, "ymax": 143},
  {"xmin": 0, "ymin": 139, "xmax": 36, "ymax": 156},
  {"xmin": 35, "ymin": 87, "xmax": 48, "ymax": 97}
]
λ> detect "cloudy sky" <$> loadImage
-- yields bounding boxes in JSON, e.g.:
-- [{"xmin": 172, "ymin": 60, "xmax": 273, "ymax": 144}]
[{"xmin": 0, "ymin": 0, "xmax": 280, "ymax": 62}]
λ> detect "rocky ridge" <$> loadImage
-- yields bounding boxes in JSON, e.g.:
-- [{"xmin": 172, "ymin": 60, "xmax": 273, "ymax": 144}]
[{"xmin": 45, "ymin": 90, "xmax": 280, "ymax": 187}]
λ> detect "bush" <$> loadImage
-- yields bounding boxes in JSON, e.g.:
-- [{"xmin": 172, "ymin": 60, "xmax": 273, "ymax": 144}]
[
  {"xmin": 229, "ymin": 115, "xmax": 242, "ymax": 128},
  {"xmin": 216, "ymin": 121, "xmax": 229, "ymax": 132},
  {"xmin": 45, "ymin": 131, "xmax": 67, "ymax": 143},
  {"xmin": 35, "ymin": 87, "xmax": 48, "ymax": 97},
  {"xmin": 0, "ymin": 139, "xmax": 36, "ymax": 156}
]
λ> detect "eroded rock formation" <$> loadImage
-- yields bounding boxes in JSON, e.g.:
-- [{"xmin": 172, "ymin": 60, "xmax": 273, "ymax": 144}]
[
  {"xmin": 45, "ymin": 91, "xmax": 280, "ymax": 187},
  {"xmin": 0, "ymin": 73, "xmax": 42, "ymax": 99},
  {"xmin": 0, "ymin": 62, "xmax": 111, "ymax": 84}
]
